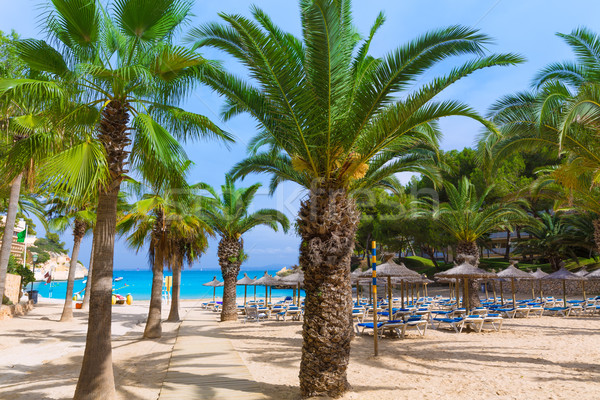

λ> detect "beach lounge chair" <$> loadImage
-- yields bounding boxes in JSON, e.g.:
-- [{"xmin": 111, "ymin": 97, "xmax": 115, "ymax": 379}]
[
  {"xmin": 355, "ymin": 321, "xmax": 386, "ymax": 336},
  {"xmin": 433, "ymin": 316, "xmax": 465, "ymax": 333},
  {"xmin": 496, "ymin": 307, "xmax": 517, "ymax": 319},
  {"xmin": 528, "ymin": 306, "xmax": 544, "ymax": 317},
  {"xmin": 244, "ymin": 306, "xmax": 267, "ymax": 323},
  {"xmin": 513, "ymin": 306, "xmax": 531, "ymax": 318},
  {"xmin": 544, "ymin": 307, "xmax": 569, "ymax": 317},
  {"xmin": 378, "ymin": 317, "xmax": 428, "ymax": 339},
  {"xmin": 482, "ymin": 314, "xmax": 504, "ymax": 331},
  {"xmin": 459, "ymin": 315, "xmax": 485, "ymax": 333}
]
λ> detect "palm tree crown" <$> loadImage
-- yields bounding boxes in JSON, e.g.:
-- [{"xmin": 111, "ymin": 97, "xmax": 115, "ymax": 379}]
[
  {"xmin": 198, "ymin": 175, "xmax": 290, "ymax": 240},
  {"xmin": 190, "ymin": 1, "xmax": 523, "ymax": 192},
  {"xmin": 427, "ymin": 177, "xmax": 527, "ymax": 244}
]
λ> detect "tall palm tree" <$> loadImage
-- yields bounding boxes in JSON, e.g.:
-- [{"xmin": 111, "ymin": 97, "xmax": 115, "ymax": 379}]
[
  {"xmin": 165, "ymin": 214, "xmax": 211, "ymax": 322},
  {"xmin": 422, "ymin": 177, "xmax": 526, "ymax": 305},
  {"xmin": 482, "ymin": 28, "xmax": 600, "ymax": 250},
  {"xmin": 46, "ymin": 195, "xmax": 95, "ymax": 322},
  {"xmin": 198, "ymin": 175, "xmax": 289, "ymax": 322},
  {"xmin": 188, "ymin": 0, "xmax": 523, "ymax": 395},
  {"xmin": 0, "ymin": 1, "xmax": 232, "ymax": 397},
  {"xmin": 117, "ymin": 179, "xmax": 211, "ymax": 338}
]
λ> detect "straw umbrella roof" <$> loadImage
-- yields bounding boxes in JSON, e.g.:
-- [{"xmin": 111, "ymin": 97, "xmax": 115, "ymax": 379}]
[
  {"xmin": 359, "ymin": 259, "xmax": 420, "ymax": 279},
  {"xmin": 574, "ymin": 267, "xmax": 589, "ymax": 277},
  {"xmin": 237, "ymin": 273, "xmax": 256, "ymax": 285},
  {"xmin": 497, "ymin": 263, "xmax": 533, "ymax": 280},
  {"xmin": 435, "ymin": 259, "xmax": 496, "ymax": 279},
  {"xmin": 585, "ymin": 268, "xmax": 600, "ymax": 279},
  {"xmin": 216, "ymin": 281, "xmax": 224, "ymax": 287},
  {"xmin": 254, "ymin": 272, "xmax": 278, "ymax": 286},
  {"xmin": 358, "ymin": 277, "xmax": 388, "ymax": 286},
  {"xmin": 280, "ymin": 271, "xmax": 304, "ymax": 285},
  {"xmin": 420, "ymin": 274, "xmax": 434, "ymax": 284},
  {"xmin": 542, "ymin": 267, "xmax": 587, "ymax": 281},
  {"xmin": 203, "ymin": 276, "xmax": 222, "ymax": 287},
  {"xmin": 529, "ymin": 268, "xmax": 548, "ymax": 279}
]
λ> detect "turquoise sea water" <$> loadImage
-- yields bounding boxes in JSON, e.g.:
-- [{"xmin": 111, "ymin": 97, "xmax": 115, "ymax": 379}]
[{"xmin": 31, "ymin": 269, "xmax": 304, "ymax": 301}]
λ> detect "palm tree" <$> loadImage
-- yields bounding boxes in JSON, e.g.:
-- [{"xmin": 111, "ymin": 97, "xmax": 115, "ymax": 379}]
[
  {"xmin": 0, "ymin": 1, "xmax": 232, "ymax": 397},
  {"xmin": 421, "ymin": 177, "xmax": 526, "ymax": 305},
  {"xmin": 165, "ymin": 214, "xmax": 211, "ymax": 322},
  {"xmin": 198, "ymin": 175, "xmax": 289, "ymax": 322},
  {"xmin": 117, "ymin": 179, "xmax": 211, "ymax": 338},
  {"xmin": 483, "ymin": 28, "xmax": 600, "ymax": 250},
  {"xmin": 515, "ymin": 212, "xmax": 591, "ymax": 269},
  {"xmin": 46, "ymin": 195, "xmax": 95, "ymax": 322},
  {"xmin": 188, "ymin": 1, "xmax": 523, "ymax": 395}
]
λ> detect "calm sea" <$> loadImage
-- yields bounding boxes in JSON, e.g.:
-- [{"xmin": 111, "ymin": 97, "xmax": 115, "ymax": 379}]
[{"xmin": 31, "ymin": 269, "xmax": 303, "ymax": 301}]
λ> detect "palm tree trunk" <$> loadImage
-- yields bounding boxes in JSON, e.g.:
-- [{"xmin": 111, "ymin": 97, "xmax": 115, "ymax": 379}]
[
  {"xmin": 60, "ymin": 220, "xmax": 86, "ymax": 322},
  {"xmin": 218, "ymin": 237, "xmax": 242, "ymax": 321},
  {"xmin": 456, "ymin": 241, "xmax": 482, "ymax": 308},
  {"xmin": 81, "ymin": 239, "xmax": 95, "ymax": 310},
  {"xmin": 166, "ymin": 262, "xmax": 182, "ymax": 322},
  {"xmin": 0, "ymin": 172, "xmax": 23, "ymax": 299},
  {"xmin": 504, "ymin": 229, "xmax": 511, "ymax": 260},
  {"xmin": 593, "ymin": 219, "xmax": 600, "ymax": 253},
  {"xmin": 298, "ymin": 188, "xmax": 359, "ymax": 398},
  {"xmin": 74, "ymin": 100, "xmax": 129, "ymax": 400},
  {"xmin": 144, "ymin": 246, "xmax": 164, "ymax": 338},
  {"xmin": 74, "ymin": 191, "xmax": 119, "ymax": 400}
]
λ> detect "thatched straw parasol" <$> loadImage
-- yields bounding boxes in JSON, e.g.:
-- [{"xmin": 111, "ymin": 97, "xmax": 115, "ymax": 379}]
[
  {"xmin": 529, "ymin": 268, "xmax": 548, "ymax": 299},
  {"xmin": 497, "ymin": 261, "xmax": 532, "ymax": 306},
  {"xmin": 574, "ymin": 267, "xmax": 589, "ymax": 299},
  {"xmin": 359, "ymin": 257, "xmax": 420, "ymax": 319},
  {"xmin": 362, "ymin": 257, "xmax": 420, "ymax": 309},
  {"xmin": 237, "ymin": 273, "xmax": 256, "ymax": 305},
  {"xmin": 421, "ymin": 274, "xmax": 433, "ymax": 298},
  {"xmin": 585, "ymin": 268, "xmax": 600, "ymax": 279},
  {"xmin": 203, "ymin": 276, "xmax": 222, "ymax": 301},
  {"xmin": 435, "ymin": 256, "xmax": 496, "ymax": 313},
  {"xmin": 254, "ymin": 272, "xmax": 278, "ymax": 305},
  {"xmin": 280, "ymin": 271, "xmax": 304, "ymax": 306},
  {"xmin": 542, "ymin": 266, "xmax": 587, "ymax": 307}
]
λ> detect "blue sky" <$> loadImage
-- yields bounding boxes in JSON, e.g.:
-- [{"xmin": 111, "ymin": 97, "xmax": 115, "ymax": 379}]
[{"xmin": 2, "ymin": 0, "xmax": 600, "ymax": 270}]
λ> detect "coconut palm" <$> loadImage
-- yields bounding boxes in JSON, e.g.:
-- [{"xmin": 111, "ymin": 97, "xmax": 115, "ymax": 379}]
[
  {"xmin": 46, "ymin": 195, "xmax": 96, "ymax": 322},
  {"xmin": 483, "ymin": 28, "xmax": 600, "ymax": 250},
  {"xmin": 0, "ymin": 1, "xmax": 232, "ymax": 397},
  {"xmin": 515, "ymin": 212, "xmax": 593, "ymax": 269},
  {"xmin": 118, "ymin": 178, "xmax": 211, "ymax": 338},
  {"xmin": 0, "ymin": 81, "xmax": 63, "ymax": 302},
  {"xmin": 188, "ymin": 0, "xmax": 523, "ymax": 395},
  {"xmin": 198, "ymin": 175, "xmax": 289, "ymax": 322},
  {"xmin": 165, "ymin": 213, "xmax": 211, "ymax": 322},
  {"xmin": 421, "ymin": 177, "xmax": 526, "ymax": 305}
]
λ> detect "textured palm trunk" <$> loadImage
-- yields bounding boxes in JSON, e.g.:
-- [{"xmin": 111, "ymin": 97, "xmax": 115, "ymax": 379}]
[
  {"xmin": 298, "ymin": 187, "xmax": 359, "ymax": 398},
  {"xmin": 81, "ymin": 240, "xmax": 95, "ymax": 311},
  {"xmin": 60, "ymin": 220, "xmax": 87, "ymax": 322},
  {"xmin": 593, "ymin": 219, "xmax": 600, "ymax": 254},
  {"xmin": 0, "ymin": 172, "xmax": 23, "ymax": 299},
  {"xmin": 456, "ymin": 241, "xmax": 481, "ymax": 308},
  {"xmin": 166, "ymin": 262, "xmax": 182, "ymax": 322},
  {"xmin": 74, "ymin": 100, "xmax": 129, "ymax": 400},
  {"xmin": 144, "ymin": 242, "xmax": 164, "ymax": 338},
  {"xmin": 504, "ymin": 229, "xmax": 511, "ymax": 260},
  {"xmin": 218, "ymin": 237, "xmax": 242, "ymax": 321}
]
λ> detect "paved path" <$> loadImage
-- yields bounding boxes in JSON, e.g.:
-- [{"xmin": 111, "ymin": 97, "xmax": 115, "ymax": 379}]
[{"xmin": 159, "ymin": 308, "xmax": 267, "ymax": 400}]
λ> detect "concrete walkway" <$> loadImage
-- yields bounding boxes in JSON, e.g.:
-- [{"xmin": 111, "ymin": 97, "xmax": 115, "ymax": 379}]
[{"xmin": 159, "ymin": 308, "xmax": 267, "ymax": 400}]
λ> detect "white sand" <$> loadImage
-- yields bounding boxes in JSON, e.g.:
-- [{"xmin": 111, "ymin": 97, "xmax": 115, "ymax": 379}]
[
  {"xmin": 0, "ymin": 298, "xmax": 197, "ymax": 400},
  {"xmin": 2, "ymin": 294, "xmax": 600, "ymax": 400}
]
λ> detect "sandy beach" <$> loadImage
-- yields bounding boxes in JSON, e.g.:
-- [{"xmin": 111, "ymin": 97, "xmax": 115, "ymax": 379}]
[
  {"xmin": 0, "ymin": 299, "xmax": 196, "ymax": 400},
  {"xmin": 1, "ymin": 293, "xmax": 600, "ymax": 400}
]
